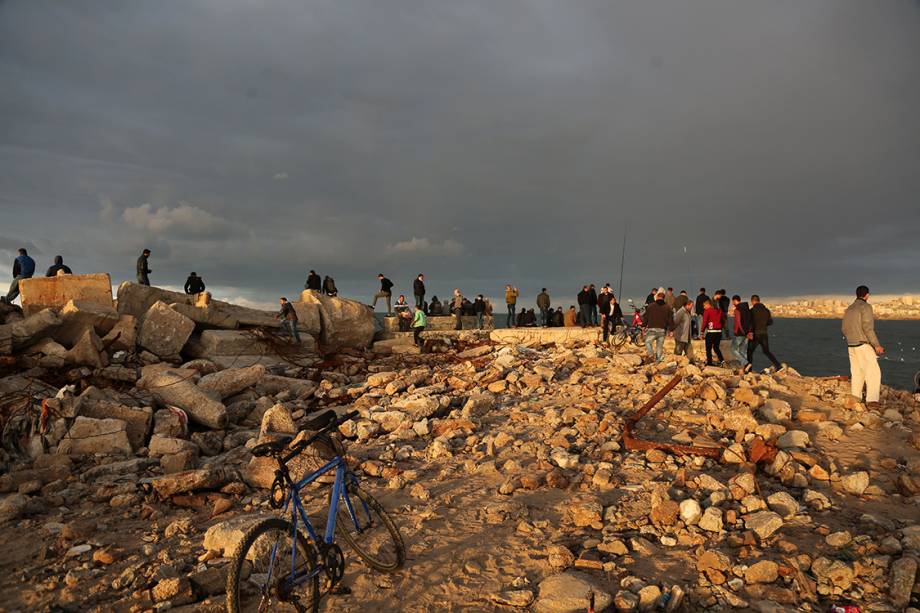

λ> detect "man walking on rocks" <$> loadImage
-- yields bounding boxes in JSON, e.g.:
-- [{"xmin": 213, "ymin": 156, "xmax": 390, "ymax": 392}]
[
  {"xmin": 276, "ymin": 297, "xmax": 301, "ymax": 344},
  {"xmin": 505, "ymin": 284, "xmax": 519, "ymax": 328},
  {"xmin": 642, "ymin": 291, "xmax": 673, "ymax": 363},
  {"xmin": 694, "ymin": 288, "xmax": 709, "ymax": 340},
  {"xmin": 372, "ymin": 273, "xmax": 394, "ymax": 315},
  {"xmin": 842, "ymin": 285, "xmax": 884, "ymax": 407},
  {"xmin": 137, "ymin": 249, "xmax": 152, "ymax": 286},
  {"xmin": 730, "ymin": 295, "xmax": 751, "ymax": 368},
  {"xmin": 537, "ymin": 288, "xmax": 551, "ymax": 327},
  {"xmin": 3, "ymin": 248, "xmax": 35, "ymax": 303},
  {"xmin": 745, "ymin": 295, "xmax": 782, "ymax": 373},
  {"xmin": 673, "ymin": 299, "xmax": 695, "ymax": 362},
  {"xmin": 411, "ymin": 303, "xmax": 427, "ymax": 347},
  {"xmin": 702, "ymin": 298, "xmax": 725, "ymax": 366}
]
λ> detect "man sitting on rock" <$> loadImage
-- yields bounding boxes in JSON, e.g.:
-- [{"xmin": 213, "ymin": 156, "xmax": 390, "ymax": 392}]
[
  {"xmin": 3, "ymin": 248, "xmax": 35, "ymax": 304},
  {"xmin": 322, "ymin": 275, "xmax": 338, "ymax": 296},
  {"xmin": 184, "ymin": 272, "xmax": 206, "ymax": 295},
  {"xmin": 564, "ymin": 305, "xmax": 577, "ymax": 327},
  {"xmin": 45, "ymin": 255, "xmax": 72, "ymax": 277},
  {"xmin": 428, "ymin": 295, "xmax": 442, "ymax": 316}
]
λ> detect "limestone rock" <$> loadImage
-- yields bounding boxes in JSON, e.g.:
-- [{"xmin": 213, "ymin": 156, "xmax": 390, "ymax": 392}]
[
  {"xmin": 54, "ymin": 299, "xmax": 119, "ymax": 346},
  {"xmin": 20, "ymin": 273, "xmax": 113, "ymax": 317},
  {"xmin": 744, "ymin": 511, "xmax": 784, "ymax": 540},
  {"xmin": 299, "ymin": 291, "xmax": 374, "ymax": 350},
  {"xmin": 138, "ymin": 367, "xmax": 227, "ymax": 429},
  {"xmin": 841, "ymin": 471, "xmax": 869, "ymax": 495},
  {"xmin": 889, "ymin": 556, "xmax": 918, "ymax": 608},
  {"xmin": 138, "ymin": 301, "xmax": 195, "ymax": 360},
  {"xmin": 760, "ymin": 399, "xmax": 792, "ymax": 423},
  {"xmin": 202, "ymin": 514, "xmax": 262, "ymax": 556},
  {"xmin": 766, "ymin": 492, "xmax": 799, "ymax": 518},
  {"xmin": 66, "ymin": 327, "xmax": 108, "ymax": 368},
  {"xmin": 152, "ymin": 576, "xmax": 195, "ymax": 605},
  {"xmin": 148, "ymin": 466, "xmax": 236, "ymax": 498},
  {"xmin": 197, "ymin": 364, "xmax": 266, "ymax": 399},
  {"xmin": 533, "ymin": 572, "xmax": 612, "ymax": 613},
  {"xmin": 76, "ymin": 398, "xmax": 152, "ymax": 450},
  {"xmin": 58, "ymin": 417, "xmax": 132, "ymax": 456},
  {"xmin": 679, "ymin": 499, "xmax": 702, "ymax": 525},
  {"xmin": 744, "ymin": 560, "xmax": 779, "ymax": 584},
  {"xmin": 698, "ymin": 507, "xmax": 723, "ymax": 533},
  {"xmin": 777, "ymin": 430, "xmax": 810, "ymax": 449},
  {"xmin": 148, "ymin": 434, "xmax": 199, "ymax": 457},
  {"xmin": 101, "ymin": 314, "xmax": 137, "ymax": 353}
]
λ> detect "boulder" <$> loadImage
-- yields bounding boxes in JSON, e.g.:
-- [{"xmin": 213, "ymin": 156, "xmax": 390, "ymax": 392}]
[
  {"xmin": 21, "ymin": 338, "xmax": 68, "ymax": 368},
  {"xmin": 299, "ymin": 291, "xmax": 374, "ymax": 350},
  {"xmin": 19, "ymin": 273, "xmax": 113, "ymax": 317},
  {"xmin": 66, "ymin": 327, "xmax": 108, "ymax": 368},
  {"xmin": 533, "ymin": 572, "xmax": 612, "ymax": 613},
  {"xmin": 2, "ymin": 308, "xmax": 63, "ymax": 354},
  {"xmin": 138, "ymin": 301, "xmax": 195, "ymax": 360},
  {"xmin": 138, "ymin": 367, "xmax": 227, "ymax": 429},
  {"xmin": 58, "ymin": 417, "xmax": 132, "ymax": 456},
  {"xmin": 76, "ymin": 398, "xmax": 152, "ymax": 450},
  {"xmin": 101, "ymin": 314, "xmax": 137, "ymax": 352},
  {"xmin": 202, "ymin": 514, "xmax": 262, "ymax": 556},
  {"xmin": 147, "ymin": 466, "xmax": 236, "ymax": 498},
  {"xmin": 168, "ymin": 302, "xmax": 239, "ymax": 330},
  {"xmin": 148, "ymin": 434, "xmax": 199, "ymax": 457},
  {"xmin": 185, "ymin": 329, "xmax": 316, "ymax": 359},
  {"xmin": 53, "ymin": 299, "xmax": 120, "ymax": 346},
  {"xmin": 197, "ymin": 364, "xmax": 266, "ymax": 399}
]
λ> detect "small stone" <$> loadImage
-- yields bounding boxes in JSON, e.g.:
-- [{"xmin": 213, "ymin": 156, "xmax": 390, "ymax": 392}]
[
  {"xmin": 744, "ymin": 560, "xmax": 779, "ymax": 584},
  {"xmin": 547, "ymin": 544, "xmax": 576, "ymax": 570},
  {"xmin": 152, "ymin": 576, "xmax": 196, "ymax": 605},
  {"xmin": 490, "ymin": 589, "xmax": 535, "ymax": 608},
  {"xmin": 841, "ymin": 471, "xmax": 869, "ymax": 495},
  {"xmin": 766, "ymin": 491, "xmax": 799, "ymax": 518},
  {"xmin": 825, "ymin": 531, "xmax": 852, "ymax": 547},
  {"xmin": 889, "ymin": 556, "xmax": 918, "ymax": 609},
  {"xmin": 698, "ymin": 507, "xmax": 723, "ymax": 533},
  {"xmin": 569, "ymin": 497, "xmax": 602, "ymax": 528},
  {"xmin": 645, "ymin": 449, "xmax": 667, "ymax": 464},
  {"xmin": 613, "ymin": 590, "xmax": 639, "ymax": 612},
  {"xmin": 777, "ymin": 430, "xmax": 810, "ymax": 449},
  {"xmin": 744, "ymin": 511, "xmax": 783, "ymax": 540},
  {"xmin": 637, "ymin": 584, "xmax": 662, "ymax": 610},
  {"xmin": 679, "ymin": 499, "xmax": 702, "ymax": 525},
  {"xmin": 533, "ymin": 571, "xmax": 612, "ymax": 613}
]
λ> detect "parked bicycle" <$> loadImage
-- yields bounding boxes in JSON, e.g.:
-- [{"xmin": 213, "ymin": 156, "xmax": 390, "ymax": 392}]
[
  {"xmin": 611, "ymin": 307, "xmax": 645, "ymax": 349},
  {"xmin": 226, "ymin": 409, "xmax": 405, "ymax": 612}
]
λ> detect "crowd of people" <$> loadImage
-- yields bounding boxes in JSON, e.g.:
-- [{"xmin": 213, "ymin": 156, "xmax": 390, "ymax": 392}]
[{"xmin": 0, "ymin": 248, "xmax": 892, "ymax": 408}]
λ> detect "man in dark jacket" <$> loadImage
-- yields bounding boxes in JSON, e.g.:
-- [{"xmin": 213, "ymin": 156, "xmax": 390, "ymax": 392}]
[
  {"xmin": 322, "ymin": 276, "xmax": 337, "ymax": 296},
  {"xmin": 642, "ymin": 292, "xmax": 674, "ymax": 363},
  {"xmin": 137, "ymin": 249, "xmax": 152, "ymax": 286},
  {"xmin": 276, "ymin": 297, "xmax": 301, "ymax": 344},
  {"xmin": 645, "ymin": 288, "xmax": 657, "ymax": 305},
  {"xmin": 305, "ymin": 270, "xmax": 321, "ymax": 291},
  {"xmin": 577, "ymin": 286, "xmax": 592, "ymax": 328},
  {"xmin": 715, "ymin": 289, "xmax": 732, "ymax": 339},
  {"xmin": 673, "ymin": 290, "xmax": 689, "ymax": 311},
  {"xmin": 597, "ymin": 286, "xmax": 615, "ymax": 342},
  {"xmin": 588, "ymin": 284, "xmax": 599, "ymax": 325},
  {"xmin": 730, "ymin": 295, "xmax": 752, "ymax": 368},
  {"xmin": 473, "ymin": 294, "xmax": 487, "ymax": 329},
  {"xmin": 428, "ymin": 296, "xmax": 442, "ymax": 316},
  {"xmin": 536, "ymin": 288, "xmax": 551, "ymax": 327},
  {"xmin": 745, "ymin": 295, "xmax": 782, "ymax": 373},
  {"xmin": 45, "ymin": 255, "xmax": 72, "ymax": 277},
  {"xmin": 4, "ymin": 248, "xmax": 35, "ymax": 303},
  {"xmin": 372, "ymin": 273, "xmax": 394, "ymax": 314},
  {"xmin": 184, "ymin": 272, "xmax": 206, "ymax": 295},
  {"xmin": 413, "ymin": 274, "xmax": 426, "ymax": 309},
  {"xmin": 694, "ymin": 288, "xmax": 709, "ymax": 340}
]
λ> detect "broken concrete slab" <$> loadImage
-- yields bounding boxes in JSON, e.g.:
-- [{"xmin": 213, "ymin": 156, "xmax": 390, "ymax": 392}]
[
  {"xmin": 138, "ymin": 367, "xmax": 228, "ymax": 429},
  {"xmin": 137, "ymin": 301, "xmax": 195, "ymax": 360},
  {"xmin": 76, "ymin": 398, "xmax": 152, "ymax": 450},
  {"xmin": 168, "ymin": 302, "xmax": 239, "ymax": 330},
  {"xmin": 19, "ymin": 273, "xmax": 114, "ymax": 318},
  {"xmin": 299, "ymin": 291, "xmax": 374, "ymax": 351},
  {"xmin": 53, "ymin": 299, "xmax": 120, "ymax": 347},
  {"xmin": 101, "ymin": 314, "xmax": 137, "ymax": 353},
  {"xmin": 21, "ymin": 338, "xmax": 68, "ymax": 369},
  {"xmin": 66, "ymin": 327, "xmax": 109, "ymax": 369},
  {"xmin": 185, "ymin": 329, "xmax": 317, "ymax": 360},
  {"xmin": 147, "ymin": 466, "xmax": 236, "ymax": 498},
  {"xmin": 197, "ymin": 364, "xmax": 266, "ymax": 400},
  {"xmin": 2, "ymin": 308, "xmax": 63, "ymax": 354},
  {"xmin": 57, "ymin": 416, "xmax": 132, "ymax": 456}
]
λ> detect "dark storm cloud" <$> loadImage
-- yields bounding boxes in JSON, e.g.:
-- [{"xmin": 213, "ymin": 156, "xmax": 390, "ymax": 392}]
[{"xmin": 1, "ymin": 0, "xmax": 918, "ymax": 306}]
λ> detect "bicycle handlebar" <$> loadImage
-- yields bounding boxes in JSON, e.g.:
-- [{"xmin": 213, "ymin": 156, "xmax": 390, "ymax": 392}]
[{"xmin": 250, "ymin": 409, "xmax": 359, "ymax": 461}]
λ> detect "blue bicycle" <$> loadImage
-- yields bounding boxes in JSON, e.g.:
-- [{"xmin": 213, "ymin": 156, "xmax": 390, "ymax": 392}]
[{"xmin": 226, "ymin": 409, "xmax": 405, "ymax": 612}]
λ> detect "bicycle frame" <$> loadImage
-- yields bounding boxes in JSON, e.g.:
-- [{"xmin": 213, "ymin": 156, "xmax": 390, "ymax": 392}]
[{"xmin": 264, "ymin": 455, "xmax": 368, "ymax": 592}]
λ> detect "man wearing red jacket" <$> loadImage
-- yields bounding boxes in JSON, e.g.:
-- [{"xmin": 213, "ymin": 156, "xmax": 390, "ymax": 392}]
[{"xmin": 701, "ymin": 299, "xmax": 725, "ymax": 366}]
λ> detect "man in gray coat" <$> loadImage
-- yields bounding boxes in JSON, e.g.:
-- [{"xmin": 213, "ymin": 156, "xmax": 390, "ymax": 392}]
[
  {"xmin": 673, "ymin": 300, "xmax": 695, "ymax": 362},
  {"xmin": 842, "ymin": 285, "xmax": 884, "ymax": 407}
]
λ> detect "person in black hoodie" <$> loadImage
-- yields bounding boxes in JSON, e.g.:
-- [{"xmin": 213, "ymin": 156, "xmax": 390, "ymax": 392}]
[
  {"xmin": 413, "ymin": 274, "xmax": 426, "ymax": 309},
  {"xmin": 322, "ymin": 275, "xmax": 338, "ymax": 296},
  {"xmin": 184, "ymin": 272, "xmax": 206, "ymax": 295},
  {"xmin": 577, "ymin": 285, "xmax": 592, "ymax": 328},
  {"xmin": 473, "ymin": 294, "xmax": 487, "ymax": 329},
  {"xmin": 694, "ymin": 288, "xmax": 710, "ymax": 340},
  {"xmin": 588, "ymin": 284, "xmax": 599, "ymax": 325},
  {"xmin": 45, "ymin": 255, "xmax": 73, "ymax": 277},
  {"xmin": 730, "ymin": 295, "xmax": 752, "ymax": 368},
  {"xmin": 745, "ymin": 295, "xmax": 783, "ymax": 373},
  {"xmin": 305, "ymin": 270, "xmax": 321, "ymax": 291},
  {"xmin": 715, "ymin": 289, "xmax": 732, "ymax": 339},
  {"xmin": 597, "ymin": 286, "xmax": 614, "ymax": 341},
  {"xmin": 372, "ymin": 273, "xmax": 394, "ymax": 314}
]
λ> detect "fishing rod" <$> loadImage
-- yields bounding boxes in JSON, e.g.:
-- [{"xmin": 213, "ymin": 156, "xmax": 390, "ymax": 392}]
[{"xmin": 617, "ymin": 222, "xmax": 627, "ymax": 301}]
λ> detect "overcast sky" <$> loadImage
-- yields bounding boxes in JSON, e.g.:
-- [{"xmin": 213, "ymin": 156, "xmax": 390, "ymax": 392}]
[{"xmin": 1, "ymin": 0, "xmax": 918, "ymax": 309}]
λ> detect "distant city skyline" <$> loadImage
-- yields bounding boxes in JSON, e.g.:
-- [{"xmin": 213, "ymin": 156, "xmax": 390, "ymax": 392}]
[{"xmin": 2, "ymin": 1, "xmax": 919, "ymax": 307}]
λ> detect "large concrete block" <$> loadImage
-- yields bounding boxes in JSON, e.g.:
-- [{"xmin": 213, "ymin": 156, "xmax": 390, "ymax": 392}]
[
  {"xmin": 54, "ymin": 299, "xmax": 120, "ymax": 347},
  {"xmin": 57, "ymin": 416, "xmax": 132, "ymax": 456},
  {"xmin": 77, "ymin": 399, "xmax": 152, "ymax": 450},
  {"xmin": 138, "ymin": 301, "xmax": 195, "ymax": 360},
  {"xmin": 299, "ymin": 291, "xmax": 374, "ymax": 351},
  {"xmin": 101, "ymin": 314, "xmax": 138, "ymax": 352},
  {"xmin": 185, "ymin": 329, "xmax": 316, "ymax": 358},
  {"xmin": 20, "ymin": 273, "xmax": 113, "ymax": 318},
  {"xmin": 138, "ymin": 367, "xmax": 228, "ymax": 429},
  {"xmin": 1, "ymin": 308, "xmax": 63, "ymax": 355}
]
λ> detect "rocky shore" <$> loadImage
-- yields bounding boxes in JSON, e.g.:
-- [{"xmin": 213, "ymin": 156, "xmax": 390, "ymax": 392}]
[
  {"xmin": 0, "ymin": 277, "xmax": 918, "ymax": 612},
  {"xmin": 770, "ymin": 295, "xmax": 920, "ymax": 320}
]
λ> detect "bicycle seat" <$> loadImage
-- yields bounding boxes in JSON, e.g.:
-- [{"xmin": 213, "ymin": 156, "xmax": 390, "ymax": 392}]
[
  {"xmin": 303, "ymin": 409, "xmax": 338, "ymax": 431},
  {"xmin": 251, "ymin": 436, "xmax": 293, "ymax": 457}
]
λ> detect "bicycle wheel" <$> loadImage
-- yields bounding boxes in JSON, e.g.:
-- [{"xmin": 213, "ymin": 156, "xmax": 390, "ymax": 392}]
[
  {"xmin": 611, "ymin": 329, "xmax": 627, "ymax": 349},
  {"xmin": 226, "ymin": 518, "xmax": 320, "ymax": 613},
  {"xmin": 333, "ymin": 482, "xmax": 405, "ymax": 572},
  {"xmin": 632, "ymin": 329, "xmax": 645, "ymax": 347}
]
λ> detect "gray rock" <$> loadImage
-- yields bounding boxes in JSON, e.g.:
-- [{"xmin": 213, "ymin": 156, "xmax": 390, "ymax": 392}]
[
  {"xmin": 533, "ymin": 572, "xmax": 612, "ymax": 613},
  {"xmin": 57, "ymin": 416, "xmax": 132, "ymax": 456},
  {"xmin": 197, "ymin": 364, "xmax": 266, "ymax": 399},
  {"xmin": 138, "ymin": 367, "xmax": 227, "ymax": 429},
  {"xmin": 138, "ymin": 301, "xmax": 195, "ymax": 360},
  {"xmin": 889, "ymin": 556, "xmax": 918, "ymax": 608},
  {"xmin": 744, "ymin": 511, "xmax": 784, "ymax": 540}
]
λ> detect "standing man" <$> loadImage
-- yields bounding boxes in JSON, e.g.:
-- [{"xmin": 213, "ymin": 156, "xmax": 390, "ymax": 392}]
[
  {"xmin": 474, "ymin": 294, "xmax": 487, "ymax": 329},
  {"xmin": 664, "ymin": 287, "xmax": 676, "ymax": 311},
  {"xmin": 536, "ymin": 288, "xmax": 551, "ymax": 327},
  {"xmin": 745, "ymin": 295, "xmax": 783, "ymax": 373},
  {"xmin": 276, "ymin": 297, "xmax": 301, "ymax": 344},
  {"xmin": 715, "ymin": 289, "xmax": 732, "ymax": 339},
  {"xmin": 642, "ymin": 291, "xmax": 674, "ymax": 363},
  {"xmin": 505, "ymin": 284, "xmax": 519, "ymax": 328},
  {"xmin": 673, "ymin": 299, "xmax": 695, "ymax": 362},
  {"xmin": 645, "ymin": 287, "xmax": 657, "ymax": 305},
  {"xmin": 45, "ymin": 255, "xmax": 72, "ymax": 277},
  {"xmin": 411, "ymin": 303, "xmax": 427, "ymax": 348},
  {"xmin": 3, "ymin": 248, "xmax": 35, "ymax": 303},
  {"xmin": 597, "ymin": 286, "xmax": 614, "ymax": 342},
  {"xmin": 730, "ymin": 295, "xmax": 751, "ymax": 368},
  {"xmin": 137, "ymin": 249, "xmax": 152, "ymax": 286},
  {"xmin": 673, "ymin": 290, "xmax": 689, "ymax": 312},
  {"xmin": 588, "ymin": 284, "xmax": 599, "ymax": 325},
  {"xmin": 452, "ymin": 289, "xmax": 464, "ymax": 330},
  {"xmin": 184, "ymin": 272, "xmax": 206, "ymax": 295},
  {"xmin": 372, "ymin": 273, "xmax": 394, "ymax": 315},
  {"xmin": 577, "ymin": 285, "xmax": 592, "ymax": 328},
  {"xmin": 413, "ymin": 274, "xmax": 426, "ymax": 309},
  {"xmin": 305, "ymin": 270, "xmax": 321, "ymax": 291},
  {"xmin": 702, "ymin": 299, "xmax": 726, "ymax": 366},
  {"xmin": 694, "ymin": 288, "xmax": 710, "ymax": 340},
  {"xmin": 842, "ymin": 285, "xmax": 885, "ymax": 408}
]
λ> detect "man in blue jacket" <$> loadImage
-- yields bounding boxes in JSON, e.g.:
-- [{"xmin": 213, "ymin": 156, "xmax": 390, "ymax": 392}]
[{"xmin": 4, "ymin": 248, "xmax": 35, "ymax": 303}]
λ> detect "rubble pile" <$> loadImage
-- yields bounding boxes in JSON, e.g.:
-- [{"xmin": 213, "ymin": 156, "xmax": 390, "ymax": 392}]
[{"xmin": 0, "ymin": 283, "xmax": 918, "ymax": 612}]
